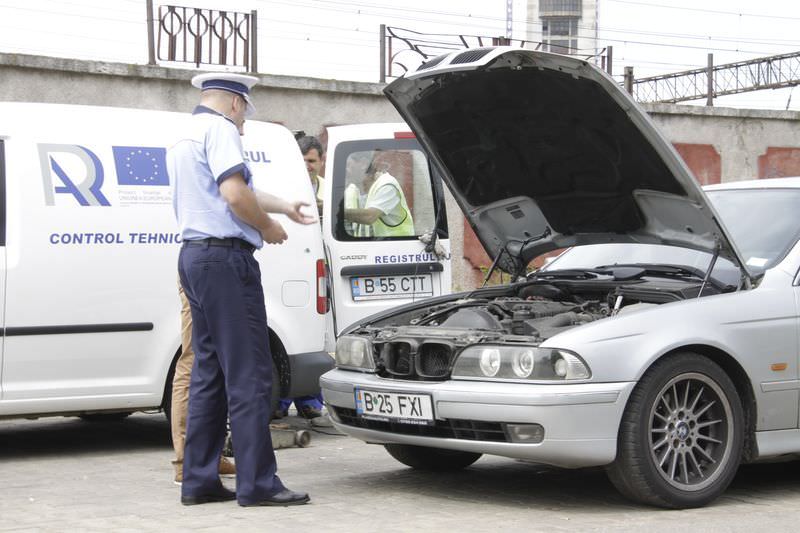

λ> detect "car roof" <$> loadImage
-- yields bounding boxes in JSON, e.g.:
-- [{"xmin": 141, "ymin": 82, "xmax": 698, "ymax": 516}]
[{"xmin": 704, "ymin": 177, "xmax": 800, "ymax": 191}]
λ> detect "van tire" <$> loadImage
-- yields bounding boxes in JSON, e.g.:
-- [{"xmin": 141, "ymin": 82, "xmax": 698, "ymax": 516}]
[
  {"xmin": 162, "ymin": 349, "xmax": 180, "ymax": 437},
  {"xmin": 269, "ymin": 331, "xmax": 290, "ymax": 409}
]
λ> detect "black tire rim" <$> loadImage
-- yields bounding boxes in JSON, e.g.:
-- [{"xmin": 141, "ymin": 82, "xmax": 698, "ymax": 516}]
[{"xmin": 648, "ymin": 372, "xmax": 734, "ymax": 492}]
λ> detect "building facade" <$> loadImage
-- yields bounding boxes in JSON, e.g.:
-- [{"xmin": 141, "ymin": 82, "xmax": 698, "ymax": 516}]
[{"xmin": 525, "ymin": 0, "xmax": 599, "ymax": 59}]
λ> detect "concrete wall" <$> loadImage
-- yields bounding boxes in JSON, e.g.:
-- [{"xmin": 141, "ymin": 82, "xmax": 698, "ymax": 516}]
[
  {"xmin": 647, "ymin": 103, "xmax": 800, "ymax": 181},
  {"xmin": 0, "ymin": 53, "xmax": 401, "ymax": 138},
  {"xmin": 2, "ymin": 52, "xmax": 799, "ymax": 292}
]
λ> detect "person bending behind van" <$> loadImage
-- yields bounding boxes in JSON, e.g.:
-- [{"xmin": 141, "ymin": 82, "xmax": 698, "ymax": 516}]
[
  {"xmin": 344, "ymin": 155, "xmax": 415, "ymax": 237},
  {"xmin": 273, "ymin": 135, "xmax": 326, "ymax": 421},
  {"xmin": 169, "ymin": 72, "xmax": 314, "ymax": 507}
]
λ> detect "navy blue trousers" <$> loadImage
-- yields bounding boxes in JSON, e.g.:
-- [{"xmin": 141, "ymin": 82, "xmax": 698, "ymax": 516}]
[{"xmin": 178, "ymin": 242, "xmax": 285, "ymax": 505}]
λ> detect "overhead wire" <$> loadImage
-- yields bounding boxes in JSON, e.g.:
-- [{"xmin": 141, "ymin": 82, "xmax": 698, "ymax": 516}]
[
  {"xmin": 1, "ymin": 0, "xmax": 799, "ymax": 99},
  {"xmin": 605, "ymin": 0, "xmax": 800, "ymax": 21},
  {"xmin": 0, "ymin": 2, "xmax": 141, "ymax": 24},
  {"xmin": 1, "ymin": 1, "xmax": 796, "ymax": 58}
]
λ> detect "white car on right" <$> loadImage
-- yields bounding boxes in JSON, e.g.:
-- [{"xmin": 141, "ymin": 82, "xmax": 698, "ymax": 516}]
[{"xmin": 320, "ymin": 47, "xmax": 800, "ymax": 509}]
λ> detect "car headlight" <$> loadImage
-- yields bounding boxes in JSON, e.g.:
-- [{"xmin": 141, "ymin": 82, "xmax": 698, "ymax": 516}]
[
  {"xmin": 452, "ymin": 345, "xmax": 590, "ymax": 381},
  {"xmin": 334, "ymin": 335, "xmax": 376, "ymax": 372}
]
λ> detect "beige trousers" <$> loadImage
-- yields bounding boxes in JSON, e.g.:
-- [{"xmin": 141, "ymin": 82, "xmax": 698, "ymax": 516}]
[{"xmin": 171, "ymin": 279, "xmax": 195, "ymax": 473}]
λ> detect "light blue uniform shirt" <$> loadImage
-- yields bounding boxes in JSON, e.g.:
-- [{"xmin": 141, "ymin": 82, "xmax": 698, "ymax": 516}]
[{"xmin": 168, "ymin": 105, "xmax": 263, "ymax": 249}]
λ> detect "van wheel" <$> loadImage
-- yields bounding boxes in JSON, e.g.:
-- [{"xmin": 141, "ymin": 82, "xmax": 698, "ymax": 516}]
[
  {"xmin": 162, "ymin": 354, "xmax": 178, "ymax": 435},
  {"xmin": 384, "ymin": 444, "xmax": 482, "ymax": 471},
  {"xmin": 606, "ymin": 352, "xmax": 743, "ymax": 508},
  {"xmin": 269, "ymin": 332, "xmax": 291, "ymax": 410}
]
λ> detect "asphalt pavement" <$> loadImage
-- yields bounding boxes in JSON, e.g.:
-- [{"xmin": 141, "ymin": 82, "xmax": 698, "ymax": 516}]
[{"xmin": 2, "ymin": 412, "xmax": 800, "ymax": 532}]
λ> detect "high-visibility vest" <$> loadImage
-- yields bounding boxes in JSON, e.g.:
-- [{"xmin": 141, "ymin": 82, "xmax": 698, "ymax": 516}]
[
  {"xmin": 344, "ymin": 183, "xmax": 369, "ymax": 237},
  {"xmin": 365, "ymin": 172, "xmax": 415, "ymax": 237}
]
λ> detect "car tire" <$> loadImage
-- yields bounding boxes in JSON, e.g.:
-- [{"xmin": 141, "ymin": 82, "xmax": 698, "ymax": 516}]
[
  {"xmin": 384, "ymin": 444, "xmax": 482, "ymax": 471},
  {"xmin": 606, "ymin": 352, "xmax": 744, "ymax": 508}
]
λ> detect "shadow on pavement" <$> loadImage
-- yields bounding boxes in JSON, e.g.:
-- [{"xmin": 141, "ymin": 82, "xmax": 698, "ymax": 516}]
[
  {"xmin": 0, "ymin": 413, "xmax": 171, "ymax": 459},
  {"xmin": 340, "ymin": 452, "xmax": 800, "ymax": 511}
]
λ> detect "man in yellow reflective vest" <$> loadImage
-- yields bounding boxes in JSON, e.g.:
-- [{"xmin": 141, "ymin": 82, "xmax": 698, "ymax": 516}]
[{"xmin": 344, "ymin": 156, "xmax": 415, "ymax": 237}]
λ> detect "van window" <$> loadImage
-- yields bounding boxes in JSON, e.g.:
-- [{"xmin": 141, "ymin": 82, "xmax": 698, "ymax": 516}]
[
  {"xmin": 331, "ymin": 139, "xmax": 445, "ymax": 241},
  {"xmin": 0, "ymin": 140, "xmax": 5, "ymax": 246}
]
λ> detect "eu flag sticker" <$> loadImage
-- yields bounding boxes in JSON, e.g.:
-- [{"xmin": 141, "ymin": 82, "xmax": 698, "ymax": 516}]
[{"xmin": 113, "ymin": 146, "xmax": 169, "ymax": 186}]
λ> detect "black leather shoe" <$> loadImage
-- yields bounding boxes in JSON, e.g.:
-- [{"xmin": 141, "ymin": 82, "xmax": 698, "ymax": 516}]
[
  {"xmin": 181, "ymin": 487, "xmax": 237, "ymax": 506},
  {"xmin": 240, "ymin": 488, "xmax": 310, "ymax": 507}
]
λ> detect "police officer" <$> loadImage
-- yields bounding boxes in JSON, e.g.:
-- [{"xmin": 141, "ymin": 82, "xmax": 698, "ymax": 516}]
[{"xmin": 169, "ymin": 72, "xmax": 313, "ymax": 506}]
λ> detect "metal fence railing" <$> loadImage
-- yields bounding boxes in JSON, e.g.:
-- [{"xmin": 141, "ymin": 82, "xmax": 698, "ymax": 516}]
[
  {"xmin": 146, "ymin": 0, "xmax": 257, "ymax": 72},
  {"xmin": 379, "ymin": 25, "xmax": 606, "ymax": 82}
]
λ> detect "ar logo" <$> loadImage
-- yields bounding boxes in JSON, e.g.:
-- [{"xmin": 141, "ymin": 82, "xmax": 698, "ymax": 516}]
[{"xmin": 38, "ymin": 144, "xmax": 111, "ymax": 206}]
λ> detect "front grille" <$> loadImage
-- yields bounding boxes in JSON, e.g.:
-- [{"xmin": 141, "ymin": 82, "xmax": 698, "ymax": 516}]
[
  {"xmin": 417, "ymin": 343, "xmax": 451, "ymax": 378},
  {"xmin": 333, "ymin": 407, "xmax": 508, "ymax": 442},
  {"xmin": 378, "ymin": 341, "xmax": 456, "ymax": 381},
  {"xmin": 450, "ymin": 48, "xmax": 494, "ymax": 64},
  {"xmin": 381, "ymin": 342, "xmax": 413, "ymax": 377}
]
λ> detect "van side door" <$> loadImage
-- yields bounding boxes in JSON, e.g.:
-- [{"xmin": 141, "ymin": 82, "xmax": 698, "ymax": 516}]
[{"xmin": 0, "ymin": 124, "xmax": 178, "ymax": 415}]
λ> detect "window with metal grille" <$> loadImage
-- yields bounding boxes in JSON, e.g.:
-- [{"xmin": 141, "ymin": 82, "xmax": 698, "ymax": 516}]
[{"xmin": 541, "ymin": 0, "xmax": 582, "ymax": 12}]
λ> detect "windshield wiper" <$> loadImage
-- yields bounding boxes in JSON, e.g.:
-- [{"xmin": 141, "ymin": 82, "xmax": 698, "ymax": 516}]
[
  {"xmin": 595, "ymin": 263, "xmax": 704, "ymax": 279},
  {"xmin": 530, "ymin": 268, "xmax": 599, "ymax": 280},
  {"xmin": 594, "ymin": 262, "xmax": 724, "ymax": 290}
]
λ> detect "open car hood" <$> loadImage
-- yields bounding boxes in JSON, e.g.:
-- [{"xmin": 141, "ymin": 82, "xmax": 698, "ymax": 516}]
[{"xmin": 384, "ymin": 47, "xmax": 752, "ymax": 281}]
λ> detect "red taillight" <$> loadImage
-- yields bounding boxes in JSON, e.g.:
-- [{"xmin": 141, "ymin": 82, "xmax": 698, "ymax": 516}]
[
  {"xmin": 316, "ymin": 259, "xmax": 328, "ymax": 314},
  {"xmin": 394, "ymin": 131, "xmax": 416, "ymax": 139}
]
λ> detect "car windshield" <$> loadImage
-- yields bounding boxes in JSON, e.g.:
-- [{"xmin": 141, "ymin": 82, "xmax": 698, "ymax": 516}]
[
  {"xmin": 541, "ymin": 188, "xmax": 800, "ymax": 285},
  {"xmin": 706, "ymin": 188, "xmax": 800, "ymax": 273}
]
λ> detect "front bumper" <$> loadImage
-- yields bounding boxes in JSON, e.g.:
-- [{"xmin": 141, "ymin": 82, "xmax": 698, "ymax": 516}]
[{"xmin": 321, "ymin": 369, "xmax": 635, "ymax": 468}]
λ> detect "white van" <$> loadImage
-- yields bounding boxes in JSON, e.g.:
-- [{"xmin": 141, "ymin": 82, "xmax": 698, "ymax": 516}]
[
  {"xmin": 0, "ymin": 102, "xmax": 333, "ymax": 420},
  {"xmin": 322, "ymin": 123, "xmax": 452, "ymax": 337}
]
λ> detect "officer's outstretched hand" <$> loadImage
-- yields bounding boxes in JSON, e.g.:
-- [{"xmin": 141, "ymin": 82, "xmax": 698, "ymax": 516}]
[
  {"xmin": 286, "ymin": 201, "xmax": 316, "ymax": 225},
  {"xmin": 261, "ymin": 218, "xmax": 288, "ymax": 244}
]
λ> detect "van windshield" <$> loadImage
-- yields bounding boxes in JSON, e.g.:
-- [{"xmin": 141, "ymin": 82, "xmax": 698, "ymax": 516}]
[{"xmin": 331, "ymin": 139, "xmax": 444, "ymax": 241}]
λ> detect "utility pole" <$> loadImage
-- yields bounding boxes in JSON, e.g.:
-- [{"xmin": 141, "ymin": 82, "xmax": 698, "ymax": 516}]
[
  {"xmin": 506, "ymin": 0, "xmax": 513, "ymax": 39},
  {"xmin": 624, "ymin": 66, "xmax": 634, "ymax": 95},
  {"xmin": 146, "ymin": 0, "xmax": 156, "ymax": 66},
  {"xmin": 706, "ymin": 53, "xmax": 714, "ymax": 106}
]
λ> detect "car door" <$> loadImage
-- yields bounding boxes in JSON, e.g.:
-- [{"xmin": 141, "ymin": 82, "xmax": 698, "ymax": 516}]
[{"xmin": 323, "ymin": 124, "xmax": 451, "ymax": 336}]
